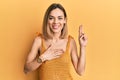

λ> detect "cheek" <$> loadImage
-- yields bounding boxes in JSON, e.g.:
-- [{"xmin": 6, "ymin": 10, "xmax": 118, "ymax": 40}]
[
  {"xmin": 60, "ymin": 23, "xmax": 64, "ymax": 29},
  {"xmin": 60, "ymin": 21, "xmax": 65, "ymax": 26},
  {"xmin": 47, "ymin": 22, "xmax": 53, "ymax": 28},
  {"xmin": 48, "ymin": 21, "xmax": 52, "ymax": 25}
]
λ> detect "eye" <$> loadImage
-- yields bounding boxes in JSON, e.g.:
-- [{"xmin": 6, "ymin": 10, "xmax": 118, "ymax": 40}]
[
  {"xmin": 49, "ymin": 17, "xmax": 53, "ymax": 20},
  {"xmin": 58, "ymin": 17, "xmax": 63, "ymax": 20}
]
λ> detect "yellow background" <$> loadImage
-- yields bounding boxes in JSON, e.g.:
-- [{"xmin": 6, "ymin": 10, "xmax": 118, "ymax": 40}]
[{"xmin": 0, "ymin": 0, "xmax": 120, "ymax": 80}]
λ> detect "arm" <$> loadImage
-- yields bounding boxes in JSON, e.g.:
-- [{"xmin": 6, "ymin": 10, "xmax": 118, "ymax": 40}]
[
  {"xmin": 24, "ymin": 36, "xmax": 43, "ymax": 74},
  {"xmin": 24, "ymin": 37, "xmax": 64, "ymax": 74},
  {"xmin": 70, "ymin": 25, "xmax": 87, "ymax": 76}
]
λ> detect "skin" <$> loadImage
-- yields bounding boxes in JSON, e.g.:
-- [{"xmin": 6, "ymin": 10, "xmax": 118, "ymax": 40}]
[{"xmin": 24, "ymin": 8, "xmax": 88, "ymax": 76}]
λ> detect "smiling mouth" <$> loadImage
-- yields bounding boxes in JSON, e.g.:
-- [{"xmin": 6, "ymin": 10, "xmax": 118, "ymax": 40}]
[{"xmin": 52, "ymin": 25, "xmax": 59, "ymax": 29}]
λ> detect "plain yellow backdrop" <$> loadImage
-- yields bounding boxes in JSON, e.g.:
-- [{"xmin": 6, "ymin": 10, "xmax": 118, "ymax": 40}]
[{"xmin": 0, "ymin": 0, "xmax": 120, "ymax": 80}]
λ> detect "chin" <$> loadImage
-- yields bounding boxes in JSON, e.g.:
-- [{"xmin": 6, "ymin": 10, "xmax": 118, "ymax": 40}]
[
  {"xmin": 51, "ymin": 29, "xmax": 61, "ymax": 33},
  {"xmin": 52, "ymin": 31, "xmax": 60, "ymax": 33}
]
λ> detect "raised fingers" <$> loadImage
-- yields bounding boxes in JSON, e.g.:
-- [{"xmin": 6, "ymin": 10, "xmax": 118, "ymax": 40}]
[
  {"xmin": 80, "ymin": 33, "xmax": 87, "ymax": 41},
  {"xmin": 79, "ymin": 25, "xmax": 84, "ymax": 36}
]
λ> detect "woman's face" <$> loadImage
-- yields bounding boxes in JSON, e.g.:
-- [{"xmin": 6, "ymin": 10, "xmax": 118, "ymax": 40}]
[{"xmin": 47, "ymin": 8, "xmax": 66, "ymax": 34}]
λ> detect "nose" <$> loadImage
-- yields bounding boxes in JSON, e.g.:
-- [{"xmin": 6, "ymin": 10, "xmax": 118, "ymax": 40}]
[{"xmin": 54, "ymin": 18, "xmax": 58, "ymax": 23}]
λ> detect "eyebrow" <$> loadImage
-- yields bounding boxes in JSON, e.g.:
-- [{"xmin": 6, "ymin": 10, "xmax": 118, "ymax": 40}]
[{"xmin": 49, "ymin": 15, "xmax": 64, "ymax": 17}]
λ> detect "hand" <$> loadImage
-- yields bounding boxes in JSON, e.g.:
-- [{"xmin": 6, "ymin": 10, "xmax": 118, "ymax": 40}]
[
  {"xmin": 40, "ymin": 44, "xmax": 64, "ymax": 62},
  {"xmin": 79, "ymin": 25, "xmax": 88, "ymax": 47}
]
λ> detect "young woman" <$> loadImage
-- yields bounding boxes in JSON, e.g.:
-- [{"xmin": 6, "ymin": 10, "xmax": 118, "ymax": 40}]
[{"xmin": 24, "ymin": 3, "xmax": 88, "ymax": 80}]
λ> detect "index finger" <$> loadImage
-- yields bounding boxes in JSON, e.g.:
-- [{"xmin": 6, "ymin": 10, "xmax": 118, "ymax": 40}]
[{"xmin": 79, "ymin": 25, "xmax": 83, "ymax": 35}]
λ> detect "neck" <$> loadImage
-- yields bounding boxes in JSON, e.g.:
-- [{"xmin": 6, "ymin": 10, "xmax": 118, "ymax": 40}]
[
  {"xmin": 52, "ymin": 32, "xmax": 61, "ymax": 39},
  {"xmin": 51, "ymin": 32, "xmax": 61, "ymax": 43}
]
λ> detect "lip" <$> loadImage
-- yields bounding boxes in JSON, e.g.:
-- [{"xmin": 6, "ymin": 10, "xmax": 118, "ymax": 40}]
[{"xmin": 52, "ymin": 25, "xmax": 59, "ymax": 29}]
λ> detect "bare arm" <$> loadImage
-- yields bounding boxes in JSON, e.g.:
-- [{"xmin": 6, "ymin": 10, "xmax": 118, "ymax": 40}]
[
  {"xmin": 24, "ymin": 37, "xmax": 42, "ymax": 74},
  {"xmin": 70, "ymin": 25, "xmax": 87, "ymax": 76},
  {"xmin": 24, "ymin": 37, "xmax": 64, "ymax": 74}
]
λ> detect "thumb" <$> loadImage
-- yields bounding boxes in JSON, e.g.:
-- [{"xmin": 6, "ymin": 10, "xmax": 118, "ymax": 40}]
[{"xmin": 47, "ymin": 44, "xmax": 53, "ymax": 50}]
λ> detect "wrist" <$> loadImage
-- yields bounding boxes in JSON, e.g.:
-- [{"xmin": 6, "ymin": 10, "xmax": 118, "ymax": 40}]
[
  {"xmin": 80, "ymin": 45, "xmax": 86, "ymax": 48},
  {"xmin": 39, "ymin": 55, "xmax": 46, "ymax": 62},
  {"xmin": 37, "ymin": 55, "xmax": 46, "ymax": 63}
]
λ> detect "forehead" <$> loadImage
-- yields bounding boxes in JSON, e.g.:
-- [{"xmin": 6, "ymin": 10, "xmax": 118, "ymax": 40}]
[{"xmin": 49, "ymin": 8, "xmax": 64, "ymax": 17}]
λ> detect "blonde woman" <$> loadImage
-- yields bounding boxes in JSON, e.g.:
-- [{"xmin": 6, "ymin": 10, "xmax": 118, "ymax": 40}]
[{"xmin": 24, "ymin": 3, "xmax": 88, "ymax": 80}]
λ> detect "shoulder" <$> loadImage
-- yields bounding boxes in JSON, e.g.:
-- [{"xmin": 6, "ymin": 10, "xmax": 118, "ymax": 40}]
[
  {"xmin": 34, "ymin": 36, "xmax": 41, "ymax": 43},
  {"xmin": 68, "ymin": 35, "xmax": 77, "ymax": 50},
  {"xmin": 68, "ymin": 35, "xmax": 76, "ymax": 45},
  {"xmin": 33, "ymin": 32, "xmax": 43, "ymax": 47}
]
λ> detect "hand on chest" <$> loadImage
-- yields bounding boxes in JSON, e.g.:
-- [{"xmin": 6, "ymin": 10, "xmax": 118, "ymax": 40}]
[{"xmin": 45, "ymin": 39, "xmax": 68, "ymax": 52}]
